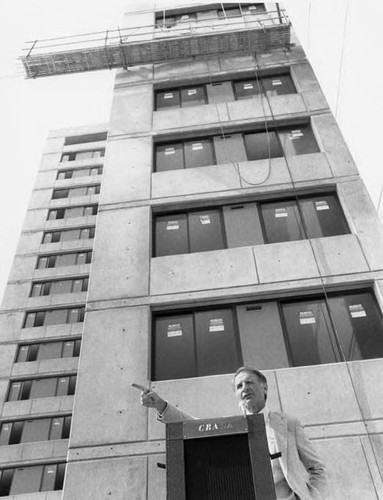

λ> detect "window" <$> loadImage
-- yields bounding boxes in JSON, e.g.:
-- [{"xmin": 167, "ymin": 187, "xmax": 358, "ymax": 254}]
[
  {"xmin": 30, "ymin": 278, "xmax": 88, "ymax": 297},
  {"xmin": 153, "ymin": 308, "xmax": 241, "ymax": 381},
  {"xmin": 61, "ymin": 149, "xmax": 105, "ymax": 162},
  {"xmin": 16, "ymin": 340, "xmax": 81, "ymax": 363},
  {"xmin": 37, "ymin": 251, "xmax": 92, "ymax": 269},
  {"xmin": 234, "ymin": 74, "xmax": 296, "ymax": 100},
  {"xmin": 152, "ymin": 290, "xmax": 383, "ymax": 380},
  {"xmin": 155, "ymin": 11, "xmax": 196, "ymax": 28},
  {"xmin": 154, "ymin": 193, "xmax": 349, "ymax": 256},
  {"xmin": 0, "ymin": 463, "xmax": 66, "ymax": 495},
  {"xmin": 155, "ymin": 71, "xmax": 295, "ymax": 110},
  {"xmin": 52, "ymin": 185, "xmax": 100, "ymax": 200},
  {"xmin": 64, "ymin": 132, "xmax": 107, "ymax": 146},
  {"xmin": 42, "ymin": 227, "xmax": 95, "ymax": 243},
  {"xmin": 0, "ymin": 416, "xmax": 71, "ymax": 445},
  {"xmin": 155, "ymin": 123, "xmax": 318, "ymax": 172},
  {"xmin": 23, "ymin": 307, "xmax": 85, "ymax": 328},
  {"xmin": 156, "ymin": 86, "xmax": 206, "ymax": 109},
  {"xmin": 47, "ymin": 205, "xmax": 98, "ymax": 220},
  {"xmin": 57, "ymin": 166, "xmax": 103, "ymax": 180},
  {"xmin": 7, "ymin": 376, "xmax": 77, "ymax": 402},
  {"xmin": 155, "ymin": 138, "xmax": 215, "ymax": 172}
]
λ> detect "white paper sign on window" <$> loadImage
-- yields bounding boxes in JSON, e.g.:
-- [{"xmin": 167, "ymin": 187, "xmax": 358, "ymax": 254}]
[
  {"xmin": 167, "ymin": 323, "xmax": 183, "ymax": 337},
  {"xmin": 188, "ymin": 89, "xmax": 197, "ymax": 95},
  {"xmin": 272, "ymin": 79, "xmax": 282, "ymax": 86},
  {"xmin": 349, "ymin": 304, "xmax": 366, "ymax": 318},
  {"xmin": 164, "ymin": 93, "xmax": 174, "ymax": 99},
  {"xmin": 275, "ymin": 208, "xmax": 288, "ymax": 218},
  {"xmin": 315, "ymin": 201, "xmax": 330, "ymax": 211},
  {"xmin": 243, "ymin": 83, "xmax": 254, "ymax": 90},
  {"xmin": 209, "ymin": 318, "xmax": 225, "ymax": 332},
  {"xmin": 299, "ymin": 311, "xmax": 316, "ymax": 325},
  {"xmin": 166, "ymin": 220, "xmax": 179, "ymax": 231},
  {"xmin": 290, "ymin": 129, "xmax": 303, "ymax": 139},
  {"xmin": 199, "ymin": 215, "xmax": 211, "ymax": 225},
  {"xmin": 165, "ymin": 147, "xmax": 175, "ymax": 155},
  {"xmin": 192, "ymin": 143, "xmax": 203, "ymax": 151}
]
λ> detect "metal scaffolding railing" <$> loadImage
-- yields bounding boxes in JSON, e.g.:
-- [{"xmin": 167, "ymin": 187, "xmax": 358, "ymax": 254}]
[{"xmin": 20, "ymin": 10, "xmax": 290, "ymax": 78}]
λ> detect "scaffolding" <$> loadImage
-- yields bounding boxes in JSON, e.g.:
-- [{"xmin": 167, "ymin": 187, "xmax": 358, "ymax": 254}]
[{"xmin": 20, "ymin": 10, "xmax": 290, "ymax": 78}]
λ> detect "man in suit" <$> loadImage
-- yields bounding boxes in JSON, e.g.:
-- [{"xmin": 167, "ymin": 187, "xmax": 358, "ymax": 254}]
[{"xmin": 139, "ymin": 366, "xmax": 328, "ymax": 500}]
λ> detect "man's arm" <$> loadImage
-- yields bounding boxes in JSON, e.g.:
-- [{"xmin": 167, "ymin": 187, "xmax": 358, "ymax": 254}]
[{"xmin": 295, "ymin": 420, "xmax": 328, "ymax": 498}]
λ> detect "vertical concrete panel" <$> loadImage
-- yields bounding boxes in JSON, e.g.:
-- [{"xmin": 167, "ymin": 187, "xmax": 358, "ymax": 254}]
[
  {"xmin": 43, "ymin": 137, "xmax": 64, "ymax": 154},
  {"xmin": 291, "ymin": 63, "xmax": 328, "ymax": 111},
  {"xmin": 227, "ymin": 98, "xmax": 272, "ymax": 121},
  {"xmin": 276, "ymin": 364, "xmax": 362, "ymax": 425},
  {"xmin": 7, "ymin": 255, "xmax": 37, "ymax": 282},
  {"xmin": 239, "ymin": 157, "xmax": 292, "ymax": 187},
  {"xmin": 101, "ymin": 137, "xmax": 151, "ymax": 204},
  {"xmin": 34, "ymin": 170, "xmax": 58, "ymax": 189},
  {"xmin": 348, "ymin": 360, "xmax": 383, "ymax": 420},
  {"xmin": 338, "ymin": 179, "xmax": 383, "ymax": 271},
  {"xmin": 63, "ymin": 456, "xmax": 147, "ymax": 500},
  {"xmin": 39, "ymin": 153, "xmax": 62, "ymax": 171},
  {"xmin": 109, "ymin": 84, "xmax": 153, "ymax": 136},
  {"xmin": 28, "ymin": 189, "xmax": 53, "ymax": 209},
  {"xmin": 268, "ymin": 93, "xmax": 307, "ymax": 117},
  {"xmin": 1, "ymin": 282, "xmax": 31, "ymax": 310},
  {"xmin": 0, "ymin": 344, "xmax": 16, "ymax": 378},
  {"xmin": 22, "ymin": 210, "xmax": 48, "ymax": 232},
  {"xmin": 70, "ymin": 306, "xmax": 149, "ymax": 447},
  {"xmin": 153, "ymin": 104, "xmax": 222, "ymax": 130},
  {"xmin": 0, "ymin": 379, "xmax": 9, "ymax": 414},
  {"xmin": 148, "ymin": 454, "xmax": 166, "ymax": 500},
  {"xmin": 0, "ymin": 311, "xmax": 24, "ymax": 343},
  {"xmin": 237, "ymin": 302, "xmax": 289, "ymax": 370},
  {"xmin": 286, "ymin": 152, "xmax": 333, "ymax": 182},
  {"xmin": 87, "ymin": 206, "xmax": 149, "ymax": 302},
  {"xmin": 312, "ymin": 114, "xmax": 358, "ymax": 176},
  {"xmin": 316, "ymin": 437, "xmax": 380, "ymax": 499}
]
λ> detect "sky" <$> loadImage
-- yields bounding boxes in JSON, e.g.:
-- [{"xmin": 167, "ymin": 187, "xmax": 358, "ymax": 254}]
[{"xmin": 0, "ymin": 0, "xmax": 382, "ymax": 302}]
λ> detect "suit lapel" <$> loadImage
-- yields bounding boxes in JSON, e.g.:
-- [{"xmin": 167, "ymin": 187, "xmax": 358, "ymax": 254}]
[{"xmin": 269, "ymin": 411, "xmax": 288, "ymax": 475}]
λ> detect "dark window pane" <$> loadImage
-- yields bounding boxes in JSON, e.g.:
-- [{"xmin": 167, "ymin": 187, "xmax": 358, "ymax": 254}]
[
  {"xmin": 261, "ymin": 199, "xmax": 304, "ymax": 244},
  {"xmin": 56, "ymin": 253, "xmax": 77, "ymax": 267},
  {"xmin": 10, "ymin": 466, "xmax": 43, "ymax": 495},
  {"xmin": 156, "ymin": 89, "xmax": 180, "ymax": 109},
  {"xmin": 21, "ymin": 418, "xmax": 51, "ymax": 443},
  {"xmin": 329, "ymin": 292, "xmax": 383, "ymax": 361},
  {"xmin": 37, "ymin": 342, "xmax": 63, "ymax": 360},
  {"xmin": 34, "ymin": 311, "xmax": 45, "ymax": 327},
  {"xmin": 234, "ymin": 79, "xmax": 262, "ymax": 100},
  {"xmin": 27, "ymin": 344, "xmax": 39, "ymax": 362},
  {"xmin": 84, "ymin": 205, "xmax": 96, "ymax": 216},
  {"xmin": 37, "ymin": 257, "xmax": 48, "ymax": 269},
  {"xmin": 155, "ymin": 213, "xmax": 188, "ymax": 257},
  {"xmin": 41, "ymin": 464, "xmax": 57, "ymax": 492},
  {"xmin": 278, "ymin": 125, "xmax": 319, "ymax": 156},
  {"xmin": 68, "ymin": 376, "xmax": 77, "ymax": 396},
  {"xmin": 0, "ymin": 469, "xmax": 13, "ymax": 496},
  {"xmin": 31, "ymin": 283, "xmax": 43, "ymax": 297},
  {"xmin": 0, "ymin": 423, "xmax": 13, "ymax": 446},
  {"xmin": 20, "ymin": 381, "xmax": 32, "ymax": 400},
  {"xmin": 62, "ymin": 416, "xmax": 72, "ymax": 439},
  {"xmin": 71, "ymin": 279, "xmax": 83, "ymax": 293},
  {"xmin": 194, "ymin": 309, "xmax": 240, "ymax": 376},
  {"xmin": 156, "ymin": 142, "xmax": 184, "ymax": 172},
  {"xmin": 73, "ymin": 340, "xmax": 81, "ymax": 357},
  {"xmin": 299, "ymin": 194, "xmax": 349, "ymax": 239},
  {"xmin": 87, "ymin": 185, "xmax": 100, "ymax": 195},
  {"xmin": 281, "ymin": 299, "xmax": 340, "ymax": 366},
  {"xmin": 57, "ymin": 171, "xmax": 71, "ymax": 180},
  {"xmin": 24, "ymin": 313, "xmax": 36, "ymax": 328},
  {"xmin": 68, "ymin": 308, "xmax": 82, "ymax": 323},
  {"xmin": 16, "ymin": 345, "xmax": 30, "ymax": 363},
  {"xmin": 30, "ymin": 378, "xmax": 57, "ymax": 399},
  {"xmin": 47, "ymin": 256, "xmax": 57, "ymax": 268},
  {"xmin": 49, "ymin": 418, "xmax": 64, "ymax": 440},
  {"xmin": 189, "ymin": 209, "xmax": 225, "ymax": 253},
  {"xmin": 244, "ymin": 130, "xmax": 282, "ymax": 161},
  {"xmin": 54, "ymin": 463, "xmax": 66, "ymax": 490},
  {"xmin": 78, "ymin": 307, "xmax": 85, "ymax": 322},
  {"xmin": 153, "ymin": 314, "xmax": 195, "ymax": 380},
  {"xmin": 9, "ymin": 421, "xmax": 23, "ymax": 445},
  {"xmin": 80, "ymin": 227, "xmax": 94, "ymax": 239},
  {"xmin": 180, "ymin": 86, "xmax": 206, "ymax": 107},
  {"xmin": 52, "ymin": 189, "xmax": 69, "ymax": 200},
  {"xmin": 184, "ymin": 139, "xmax": 214, "ymax": 168},
  {"xmin": 262, "ymin": 74, "xmax": 296, "ymax": 96},
  {"xmin": 218, "ymin": 7, "xmax": 241, "ymax": 18}
]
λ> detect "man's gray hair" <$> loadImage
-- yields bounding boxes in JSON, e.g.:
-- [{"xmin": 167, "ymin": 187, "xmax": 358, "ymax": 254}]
[{"xmin": 232, "ymin": 366, "xmax": 268, "ymax": 393}]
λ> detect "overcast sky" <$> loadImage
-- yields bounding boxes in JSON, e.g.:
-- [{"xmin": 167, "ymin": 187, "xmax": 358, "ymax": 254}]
[{"xmin": 0, "ymin": 0, "xmax": 382, "ymax": 303}]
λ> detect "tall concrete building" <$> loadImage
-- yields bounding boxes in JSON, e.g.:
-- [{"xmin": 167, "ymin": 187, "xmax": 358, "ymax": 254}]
[{"xmin": 1, "ymin": 2, "xmax": 383, "ymax": 498}]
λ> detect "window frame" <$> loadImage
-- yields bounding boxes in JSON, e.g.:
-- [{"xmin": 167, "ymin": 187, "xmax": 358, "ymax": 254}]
[{"xmin": 23, "ymin": 307, "xmax": 85, "ymax": 328}]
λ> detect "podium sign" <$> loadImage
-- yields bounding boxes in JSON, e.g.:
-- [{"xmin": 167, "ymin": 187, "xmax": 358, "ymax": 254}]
[{"xmin": 166, "ymin": 414, "xmax": 276, "ymax": 500}]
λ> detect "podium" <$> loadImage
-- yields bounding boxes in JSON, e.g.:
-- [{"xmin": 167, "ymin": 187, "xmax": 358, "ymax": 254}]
[{"xmin": 166, "ymin": 414, "xmax": 277, "ymax": 500}]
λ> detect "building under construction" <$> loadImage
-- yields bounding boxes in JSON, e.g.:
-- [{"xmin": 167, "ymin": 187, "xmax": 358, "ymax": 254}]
[{"xmin": 0, "ymin": 1, "xmax": 383, "ymax": 498}]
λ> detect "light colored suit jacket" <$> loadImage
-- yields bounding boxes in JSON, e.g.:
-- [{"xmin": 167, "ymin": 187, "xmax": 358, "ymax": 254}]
[{"xmin": 159, "ymin": 404, "xmax": 328, "ymax": 500}]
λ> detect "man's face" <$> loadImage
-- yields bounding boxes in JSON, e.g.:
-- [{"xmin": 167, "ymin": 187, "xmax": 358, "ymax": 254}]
[{"xmin": 234, "ymin": 371, "xmax": 267, "ymax": 415}]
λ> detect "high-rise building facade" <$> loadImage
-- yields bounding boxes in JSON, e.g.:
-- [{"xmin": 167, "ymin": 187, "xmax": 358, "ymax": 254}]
[{"xmin": 1, "ymin": 2, "xmax": 383, "ymax": 498}]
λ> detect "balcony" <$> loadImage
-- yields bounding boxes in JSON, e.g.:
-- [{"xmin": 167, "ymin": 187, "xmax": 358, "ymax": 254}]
[{"xmin": 21, "ymin": 9, "xmax": 290, "ymax": 78}]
